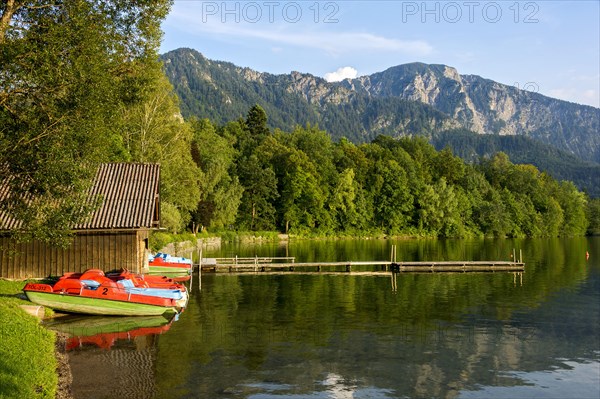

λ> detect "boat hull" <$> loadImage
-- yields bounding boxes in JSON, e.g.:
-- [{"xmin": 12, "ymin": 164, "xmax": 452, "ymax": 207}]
[
  {"xmin": 25, "ymin": 291, "xmax": 178, "ymax": 316},
  {"xmin": 148, "ymin": 265, "xmax": 192, "ymax": 274}
]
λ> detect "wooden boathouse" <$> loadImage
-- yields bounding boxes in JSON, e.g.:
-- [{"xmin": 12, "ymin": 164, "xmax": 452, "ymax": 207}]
[{"xmin": 0, "ymin": 163, "xmax": 161, "ymax": 279}]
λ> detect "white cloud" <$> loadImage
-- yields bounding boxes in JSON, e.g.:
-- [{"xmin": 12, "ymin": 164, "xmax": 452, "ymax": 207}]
[{"xmin": 324, "ymin": 67, "xmax": 358, "ymax": 82}]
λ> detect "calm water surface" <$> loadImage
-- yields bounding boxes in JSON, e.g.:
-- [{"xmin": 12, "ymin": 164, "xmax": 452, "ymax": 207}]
[{"xmin": 61, "ymin": 237, "xmax": 600, "ymax": 399}]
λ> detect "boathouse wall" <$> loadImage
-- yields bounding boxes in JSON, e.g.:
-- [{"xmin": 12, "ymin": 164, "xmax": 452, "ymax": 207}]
[{"xmin": 0, "ymin": 230, "xmax": 150, "ymax": 279}]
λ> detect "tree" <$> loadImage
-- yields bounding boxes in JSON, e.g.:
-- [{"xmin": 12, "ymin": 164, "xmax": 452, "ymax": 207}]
[
  {"xmin": 370, "ymin": 159, "xmax": 414, "ymax": 234},
  {"xmin": 235, "ymin": 104, "xmax": 270, "ymax": 157},
  {"xmin": 0, "ymin": 0, "xmax": 171, "ymax": 245},
  {"xmin": 554, "ymin": 181, "xmax": 588, "ymax": 236},
  {"xmin": 189, "ymin": 118, "xmax": 242, "ymax": 231},
  {"xmin": 277, "ymin": 148, "xmax": 329, "ymax": 233},
  {"xmin": 475, "ymin": 188, "xmax": 512, "ymax": 237},
  {"xmin": 586, "ymin": 198, "xmax": 600, "ymax": 235},
  {"xmin": 246, "ymin": 104, "xmax": 270, "ymax": 138},
  {"xmin": 417, "ymin": 178, "xmax": 463, "ymax": 237},
  {"xmin": 236, "ymin": 154, "xmax": 278, "ymax": 231},
  {"xmin": 329, "ymin": 168, "xmax": 359, "ymax": 230},
  {"xmin": 540, "ymin": 197, "xmax": 564, "ymax": 237},
  {"xmin": 286, "ymin": 124, "xmax": 337, "ymax": 188},
  {"xmin": 433, "ymin": 147, "xmax": 465, "ymax": 184},
  {"xmin": 121, "ymin": 73, "xmax": 201, "ymax": 227}
]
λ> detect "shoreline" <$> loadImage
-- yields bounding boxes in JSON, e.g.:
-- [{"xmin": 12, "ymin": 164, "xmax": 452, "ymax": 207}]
[{"xmin": 54, "ymin": 331, "xmax": 74, "ymax": 399}]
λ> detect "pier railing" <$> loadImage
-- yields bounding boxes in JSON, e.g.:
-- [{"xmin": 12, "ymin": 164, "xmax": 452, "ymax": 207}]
[
  {"xmin": 194, "ymin": 246, "xmax": 524, "ymax": 274},
  {"xmin": 199, "ymin": 259, "xmax": 524, "ymax": 274}
]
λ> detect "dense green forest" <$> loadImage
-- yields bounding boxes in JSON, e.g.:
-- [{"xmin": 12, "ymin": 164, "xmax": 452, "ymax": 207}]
[
  {"xmin": 431, "ymin": 129, "xmax": 600, "ymax": 198},
  {"xmin": 0, "ymin": 1, "xmax": 597, "ymax": 245},
  {"xmin": 183, "ymin": 105, "xmax": 594, "ymax": 238}
]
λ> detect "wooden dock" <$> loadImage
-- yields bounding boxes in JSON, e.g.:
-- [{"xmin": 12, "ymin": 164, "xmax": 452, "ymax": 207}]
[
  {"xmin": 185, "ymin": 247, "xmax": 525, "ymax": 293},
  {"xmin": 199, "ymin": 258, "xmax": 524, "ymax": 274}
]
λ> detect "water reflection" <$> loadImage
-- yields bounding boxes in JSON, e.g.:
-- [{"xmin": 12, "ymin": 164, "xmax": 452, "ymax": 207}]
[
  {"xmin": 46, "ymin": 314, "xmax": 175, "ymax": 350},
  {"xmin": 459, "ymin": 360, "xmax": 600, "ymax": 399},
  {"xmin": 153, "ymin": 237, "xmax": 598, "ymax": 399},
  {"xmin": 59, "ymin": 237, "xmax": 599, "ymax": 398},
  {"xmin": 47, "ymin": 315, "xmax": 176, "ymax": 399}
]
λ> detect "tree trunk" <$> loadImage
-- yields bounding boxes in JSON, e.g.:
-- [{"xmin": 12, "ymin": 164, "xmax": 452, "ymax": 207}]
[{"xmin": 0, "ymin": 0, "xmax": 19, "ymax": 45}]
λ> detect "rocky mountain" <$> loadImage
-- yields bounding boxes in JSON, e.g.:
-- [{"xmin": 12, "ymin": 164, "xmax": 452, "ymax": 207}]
[
  {"xmin": 161, "ymin": 48, "xmax": 457, "ymax": 143},
  {"xmin": 343, "ymin": 63, "xmax": 599, "ymax": 163},
  {"xmin": 161, "ymin": 48, "xmax": 600, "ymax": 163}
]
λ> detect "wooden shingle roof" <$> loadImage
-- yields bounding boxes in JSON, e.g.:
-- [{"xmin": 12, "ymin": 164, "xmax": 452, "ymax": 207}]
[
  {"xmin": 75, "ymin": 163, "xmax": 160, "ymax": 229},
  {"xmin": 0, "ymin": 163, "xmax": 160, "ymax": 231}
]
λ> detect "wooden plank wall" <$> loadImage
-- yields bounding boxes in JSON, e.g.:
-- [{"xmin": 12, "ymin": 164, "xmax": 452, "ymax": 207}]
[{"xmin": 0, "ymin": 231, "xmax": 146, "ymax": 279}]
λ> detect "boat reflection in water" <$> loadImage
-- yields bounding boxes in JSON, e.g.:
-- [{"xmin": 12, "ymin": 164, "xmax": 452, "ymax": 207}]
[
  {"xmin": 46, "ymin": 314, "xmax": 177, "ymax": 399},
  {"xmin": 46, "ymin": 314, "xmax": 175, "ymax": 350}
]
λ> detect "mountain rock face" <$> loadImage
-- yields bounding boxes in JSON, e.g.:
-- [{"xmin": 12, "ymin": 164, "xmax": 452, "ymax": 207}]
[
  {"xmin": 343, "ymin": 63, "xmax": 599, "ymax": 162},
  {"xmin": 162, "ymin": 48, "xmax": 599, "ymax": 163}
]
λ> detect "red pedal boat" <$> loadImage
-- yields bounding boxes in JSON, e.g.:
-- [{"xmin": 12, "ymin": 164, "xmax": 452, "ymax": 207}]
[
  {"xmin": 23, "ymin": 269, "xmax": 184, "ymax": 316},
  {"xmin": 148, "ymin": 253, "xmax": 193, "ymax": 280}
]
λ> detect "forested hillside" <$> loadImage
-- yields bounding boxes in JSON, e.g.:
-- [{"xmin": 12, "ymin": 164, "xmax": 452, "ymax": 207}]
[
  {"xmin": 185, "ymin": 105, "xmax": 592, "ymax": 238},
  {"xmin": 161, "ymin": 48, "xmax": 457, "ymax": 142},
  {"xmin": 431, "ymin": 130, "xmax": 600, "ymax": 198},
  {"xmin": 162, "ymin": 49, "xmax": 599, "ymax": 166},
  {"xmin": 161, "ymin": 48, "xmax": 600, "ymax": 196}
]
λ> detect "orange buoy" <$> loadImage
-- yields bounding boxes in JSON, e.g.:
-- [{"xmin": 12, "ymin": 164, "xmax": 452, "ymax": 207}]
[{"xmin": 586, "ymin": 251, "xmax": 590, "ymax": 260}]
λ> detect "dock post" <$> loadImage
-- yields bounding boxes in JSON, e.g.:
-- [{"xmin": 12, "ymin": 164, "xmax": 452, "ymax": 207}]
[
  {"xmin": 199, "ymin": 247, "xmax": 202, "ymax": 291},
  {"xmin": 520, "ymin": 249, "xmax": 523, "ymax": 264},
  {"xmin": 346, "ymin": 264, "xmax": 351, "ymax": 272}
]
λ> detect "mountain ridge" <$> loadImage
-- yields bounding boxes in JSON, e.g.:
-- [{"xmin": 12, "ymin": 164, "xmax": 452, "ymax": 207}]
[{"xmin": 161, "ymin": 47, "xmax": 599, "ymax": 165}]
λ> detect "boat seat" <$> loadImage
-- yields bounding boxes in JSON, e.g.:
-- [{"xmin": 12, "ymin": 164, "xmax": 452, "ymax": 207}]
[
  {"xmin": 80, "ymin": 269, "xmax": 105, "ymax": 281},
  {"xmin": 126, "ymin": 287, "xmax": 184, "ymax": 300},
  {"xmin": 117, "ymin": 279, "xmax": 135, "ymax": 288},
  {"xmin": 54, "ymin": 278, "xmax": 84, "ymax": 292},
  {"xmin": 81, "ymin": 279, "xmax": 101, "ymax": 289}
]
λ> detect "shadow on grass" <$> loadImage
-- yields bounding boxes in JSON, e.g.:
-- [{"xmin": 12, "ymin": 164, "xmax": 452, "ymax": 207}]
[
  {"xmin": 0, "ymin": 357, "xmax": 22, "ymax": 399},
  {"xmin": 0, "ymin": 292, "xmax": 26, "ymax": 299}
]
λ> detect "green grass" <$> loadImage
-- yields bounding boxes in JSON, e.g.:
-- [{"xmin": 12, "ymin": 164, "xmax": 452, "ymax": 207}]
[{"xmin": 0, "ymin": 280, "xmax": 58, "ymax": 399}]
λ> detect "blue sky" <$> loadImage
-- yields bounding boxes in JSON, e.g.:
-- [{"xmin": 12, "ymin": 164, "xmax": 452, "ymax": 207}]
[{"xmin": 161, "ymin": 1, "xmax": 600, "ymax": 107}]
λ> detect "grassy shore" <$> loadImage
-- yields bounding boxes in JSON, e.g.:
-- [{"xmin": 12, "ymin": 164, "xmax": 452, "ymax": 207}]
[{"xmin": 0, "ymin": 280, "xmax": 58, "ymax": 399}]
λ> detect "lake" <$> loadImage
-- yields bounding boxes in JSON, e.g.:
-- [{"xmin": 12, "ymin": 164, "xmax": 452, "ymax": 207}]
[{"xmin": 57, "ymin": 237, "xmax": 600, "ymax": 399}]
